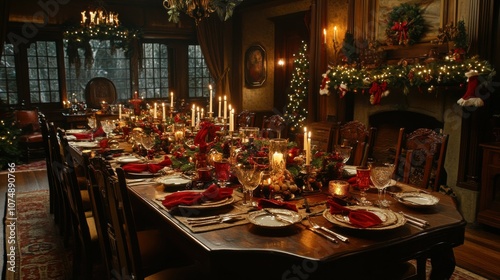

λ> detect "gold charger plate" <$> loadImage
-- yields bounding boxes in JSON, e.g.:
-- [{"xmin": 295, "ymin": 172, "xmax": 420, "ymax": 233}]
[{"xmin": 323, "ymin": 206, "xmax": 405, "ymax": 230}]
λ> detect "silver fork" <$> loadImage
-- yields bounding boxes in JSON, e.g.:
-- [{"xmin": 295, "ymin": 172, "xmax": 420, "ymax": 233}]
[{"xmin": 307, "ymin": 216, "xmax": 349, "ymax": 243}]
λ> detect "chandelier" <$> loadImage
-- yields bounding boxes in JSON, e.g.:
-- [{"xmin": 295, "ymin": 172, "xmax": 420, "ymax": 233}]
[
  {"xmin": 80, "ymin": 3, "xmax": 120, "ymax": 27},
  {"xmin": 163, "ymin": 0, "xmax": 243, "ymax": 24}
]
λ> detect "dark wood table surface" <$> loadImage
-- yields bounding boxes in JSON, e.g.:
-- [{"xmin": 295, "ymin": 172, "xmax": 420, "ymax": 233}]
[
  {"xmin": 67, "ymin": 140, "xmax": 466, "ymax": 280},
  {"xmin": 128, "ymin": 181, "xmax": 465, "ymax": 280}
]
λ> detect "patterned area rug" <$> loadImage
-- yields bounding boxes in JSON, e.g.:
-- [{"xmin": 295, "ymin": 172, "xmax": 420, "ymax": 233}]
[
  {"xmin": 0, "ymin": 160, "xmax": 47, "ymax": 174},
  {"xmin": 15, "ymin": 190, "xmax": 71, "ymax": 280}
]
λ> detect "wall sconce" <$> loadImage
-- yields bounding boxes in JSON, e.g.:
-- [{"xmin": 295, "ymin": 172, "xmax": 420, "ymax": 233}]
[{"xmin": 277, "ymin": 59, "xmax": 285, "ymax": 66}]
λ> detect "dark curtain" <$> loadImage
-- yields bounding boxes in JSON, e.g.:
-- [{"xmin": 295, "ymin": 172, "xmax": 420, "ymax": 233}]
[
  {"xmin": 196, "ymin": 16, "xmax": 229, "ymax": 102},
  {"xmin": 0, "ymin": 0, "xmax": 10, "ymax": 57}
]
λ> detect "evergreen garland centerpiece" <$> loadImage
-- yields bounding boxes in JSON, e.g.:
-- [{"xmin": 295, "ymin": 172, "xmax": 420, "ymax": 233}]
[
  {"xmin": 385, "ymin": 3, "xmax": 426, "ymax": 46},
  {"xmin": 284, "ymin": 41, "xmax": 309, "ymax": 133}
]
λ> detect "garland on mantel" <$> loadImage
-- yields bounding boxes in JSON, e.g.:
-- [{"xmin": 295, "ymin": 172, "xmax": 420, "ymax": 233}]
[
  {"xmin": 320, "ymin": 56, "xmax": 495, "ymax": 103},
  {"xmin": 320, "ymin": 3, "xmax": 496, "ymax": 106}
]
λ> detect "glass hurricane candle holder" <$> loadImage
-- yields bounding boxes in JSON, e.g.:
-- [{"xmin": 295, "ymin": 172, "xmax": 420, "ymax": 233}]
[
  {"xmin": 328, "ymin": 180, "xmax": 350, "ymax": 197},
  {"xmin": 268, "ymin": 138, "xmax": 288, "ymax": 174}
]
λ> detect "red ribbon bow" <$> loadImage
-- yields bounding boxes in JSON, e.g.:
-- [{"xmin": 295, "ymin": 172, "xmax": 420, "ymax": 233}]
[
  {"xmin": 391, "ymin": 21, "xmax": 409, "ymax": 44},
  {"xmin": 369, "ymin": 81, "xmax": 388, "ymax": 105}
]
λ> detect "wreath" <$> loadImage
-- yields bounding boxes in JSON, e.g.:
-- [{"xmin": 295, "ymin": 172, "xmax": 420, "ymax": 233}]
[{"xmin": 385, "ymin": 3, "xmax": 426, "ymax": 45}]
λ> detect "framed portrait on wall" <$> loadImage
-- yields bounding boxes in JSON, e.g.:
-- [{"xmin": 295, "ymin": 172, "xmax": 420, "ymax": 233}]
[{"xmin": 245, "ymin": 45, "xmax": 266, "ymax": 88}]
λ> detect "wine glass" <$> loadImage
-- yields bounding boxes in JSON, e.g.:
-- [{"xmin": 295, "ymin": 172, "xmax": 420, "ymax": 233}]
[
  {"xmin": 370, "ymin": 165, "xmax": 393, "ymax": 208},
  {"xmin": 100, "ymin": 120, "xmax": 114, "ymax": 138},
  {"xmin": 234, "ymin": 163, "xmax": 262, "ymax": 207},
  {"xmin": 213, "ymin": 159, "xmax": 231, "ymax": 187},
  {"xmin": 140, "ymin": 133, "xmax": 157, "ymax": 162},
  {"xmin": 334, "ymin": 145, "xmax": 353, "ymax": 164}
]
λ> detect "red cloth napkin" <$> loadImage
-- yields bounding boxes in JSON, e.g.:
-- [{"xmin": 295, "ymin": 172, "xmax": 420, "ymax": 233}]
[
  {"xmin": 162, "ymin": 184, "xmax": 233, "ymax": 210},
  {"xmin": 122, "ymin": 156, "xmax": 172, "ymax": 173},
  {"xmin": 72, "ymin": 127, "xmax": 105, "ymax": 140},
  {"xmin": 73, "ymin": 132, "xmax": 92, "ymax": 140},
  {"xmin": 327, "ymin": 200, "xmax": 382, "ymax": 228},
  {"xmin": 257, "ymin": 198, "xmax": 298, "ymax": 212},
  {"xmin": 348, "ymin": 176, "xmax": 357, "ymax": 187}
]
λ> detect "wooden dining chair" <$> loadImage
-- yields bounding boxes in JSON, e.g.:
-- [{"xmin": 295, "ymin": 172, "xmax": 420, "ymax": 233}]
[
  {"xmin": 395, "ymin": 128, "xmax": 449, "ymax": 191},
  {"xmin": 339, "ymin": 120, "xmax": 376, "ymax": 165},
  {"xmin": 261, "ymin": 114, "xmax": 286, "ymax": 138},
  {"xmin": 56, "ymin": 133, "xmax": 99, "ymax": 279},
  {"xmin": 237, "ymin": 110, "xmax": 255, "ymax": 129},
  {"xmin": 39, "ymin": 113, "xmax": 55, "ymax": 214},
  {"xmin": 91, "ymin": 162, "xmax": 201, "ymax": 279},
  {"xmin": 308, "ymin": 121, "xmax": 340, "ymax": 153},
  {"xmin": 47, "ymin": 122, "xmax": 73, "ymax": 245},
  {"xmin": 13, "ymin": 107, "xmax": 45, "ymax": 161}
]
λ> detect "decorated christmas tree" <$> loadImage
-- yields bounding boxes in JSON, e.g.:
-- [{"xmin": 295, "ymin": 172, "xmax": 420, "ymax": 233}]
[
  {"xmin": 0, "ymin": 113, "xmax": 22, "ymax": 169},
  {"xmin": 284, "ymin": 41, "xmax": 309, "ymax": 133}
]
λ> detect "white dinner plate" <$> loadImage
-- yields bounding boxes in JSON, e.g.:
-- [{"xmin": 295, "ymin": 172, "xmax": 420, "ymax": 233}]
[
  {"xmin": 69, "ymin": 141, "xmax": 99, "ymax": 148},
  {"xmin": 116, "ymin": 156, "xmax": 142, "ymax": 164},
  {"xmin": 248, "ymin": 208, "xmax": 302, "ymax": 228},
  {"xmin": 394, "ymin": 192, "xmax": 439, "ymax": 208},
  {"xmin": 323, "ymin": 206, "xmax": 405, "ymax": 230},
  {"xmin": 65, "ymin": 129, "xmax": 88, "ymax": 134}
]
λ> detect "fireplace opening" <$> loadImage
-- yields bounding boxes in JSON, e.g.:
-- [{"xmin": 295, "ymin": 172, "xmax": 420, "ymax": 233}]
[{"xmin": 369, "ymin": 110, "xmax": 444, "ymax": 164}]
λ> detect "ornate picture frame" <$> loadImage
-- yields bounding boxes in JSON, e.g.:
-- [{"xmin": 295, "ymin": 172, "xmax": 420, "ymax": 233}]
[{"xmin": 244, "ymin": 45, "xmax": 266, "ymax": 88}]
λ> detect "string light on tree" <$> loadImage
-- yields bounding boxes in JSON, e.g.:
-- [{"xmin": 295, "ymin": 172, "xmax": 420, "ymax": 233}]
[{"xmin": 284, "ymin": 41, "xmax": 309, "ymax": 132}]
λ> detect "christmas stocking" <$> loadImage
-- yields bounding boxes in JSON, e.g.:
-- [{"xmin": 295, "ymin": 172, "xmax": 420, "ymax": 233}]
[{"xmin": 457, "ymin": 70, "xmax": 484, "ymax": 107}]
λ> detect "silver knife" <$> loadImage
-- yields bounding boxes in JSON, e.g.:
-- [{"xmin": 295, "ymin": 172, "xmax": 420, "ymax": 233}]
[
  {"xmin": 319, "ymin": 226, "xmax": 349, "ymax": 242},
  {"xmin": 308, "ymin": 227, "xmax": 338, "ymax": 243}
]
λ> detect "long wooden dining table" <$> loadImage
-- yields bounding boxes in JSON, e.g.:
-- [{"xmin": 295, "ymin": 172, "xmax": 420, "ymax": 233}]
[
  {"xmin": 67, "ymin": 139, "xmax": 466, "ymax": 280},
  {"xmin": 128, "ymin": 182, "xmax": 465, "ymax": 280}
]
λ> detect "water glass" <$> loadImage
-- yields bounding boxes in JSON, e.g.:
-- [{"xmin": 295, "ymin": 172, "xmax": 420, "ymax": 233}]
[{"xmin": 213, "ymin": 159, "xmax": 231, "ymax": 187}]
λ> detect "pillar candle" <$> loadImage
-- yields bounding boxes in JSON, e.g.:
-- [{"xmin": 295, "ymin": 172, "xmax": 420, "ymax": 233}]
[
  {"xmin": 196, "ymin": 107, "xmax": 200, "ymax": 126},
  {"xmin": 303, "ymin": 127, "xmax": 308, "ymax": 152},
  {"xmin": 154, "ymin": 103, "xmax": 157, "ymax": 118},
  {"xmin": 191, "ymin": 104, "xmax": 195, "ymax": 127},
  {"xmin": 223, "ymin": 95, "xmax": 227, "ymax": 120},
  {"xmin": 306, "ymin": 131, "xmax": 311, "ymax": 165},
  {"xmin": 272, "ymin": 152, "xmax": 284, "ymax": 166},
  {"xmin": 334, "ymin": 26, "xmax": 338, "ymax": 42},
  {"xmin": 218, "ymin": 96, "xmax": 222, "ymax": 118},
  {"xmin": 170, "ymin": 91, "xmax": 174, "ymax": 109},
  {"xmin": 162, "ymin": 103, "xmax": 166, "ymax": 121},
  {"xmin": 201, "ymin": 108, "xmax": 204, "ymax": 119},
  {"xmin": 209, "ymin": 84, "xmax": 213, "ymax": 114},
  {"xmin": 230, "ymin": 108, "xmax": 235, "ymax": 131},
  {"xmin": 118, "ymin": 104, "xmax": 122, "ymax": 120},
  {"xmin": 323, "ymin": 28, "xmax": 327, "ymax": 44}
]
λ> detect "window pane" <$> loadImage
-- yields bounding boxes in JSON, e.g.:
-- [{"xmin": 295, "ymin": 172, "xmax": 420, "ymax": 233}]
[
  {"xmin": 27, "ymin": 41, "xmax": 60, "ymax": 104},
  {"xmin": 187, "ymin": 45, "xmax": 213, "ymax": 98},
  {"xmin": 0, "ymin": 44, "xmax": 18, "ymax": 105},
  {"xmin": 64, "ymin": 39, "xmax": 131, "ymax": 102},
  {"xmin": 138, "ymin": 42, "xmax": 168, "ymax": 99}
]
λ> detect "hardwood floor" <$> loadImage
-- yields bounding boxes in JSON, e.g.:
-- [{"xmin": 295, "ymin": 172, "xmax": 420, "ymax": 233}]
[
  {"xmin": 454, "ymin": 224, "xmax": 500, "ymax": 279},
  {"xmin": 2, "ymin": 168, "xmax": 500, "ymax": 279}
]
